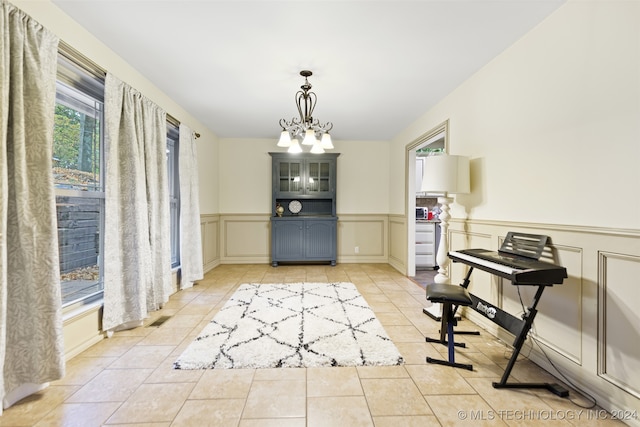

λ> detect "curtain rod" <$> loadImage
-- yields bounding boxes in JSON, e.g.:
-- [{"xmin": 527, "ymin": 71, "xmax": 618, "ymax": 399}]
[{"xmin": 59, "ymin": 41, "xmax": 200, "ymax": 138}]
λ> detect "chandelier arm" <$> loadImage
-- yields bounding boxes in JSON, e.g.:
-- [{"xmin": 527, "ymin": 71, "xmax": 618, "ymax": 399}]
[
  {"xmin": 278, "ymin": 70, "xmax": 333, "ymax": 152},
  {"xmin": 305, "ymin": 92, "xmax": 317, "ymax": 124},
  {"xmin": 295, "ymin": 91, "xmax": 306, "ymax": 124},
  {"xmin": 309, "ymin": 120, "xmax": 333, "ymax": 134}
]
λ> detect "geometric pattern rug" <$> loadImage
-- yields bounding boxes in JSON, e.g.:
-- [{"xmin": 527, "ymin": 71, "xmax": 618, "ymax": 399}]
[{"xmin": 173, "ymin": 282, "xmax": 404, "ymax": 369}]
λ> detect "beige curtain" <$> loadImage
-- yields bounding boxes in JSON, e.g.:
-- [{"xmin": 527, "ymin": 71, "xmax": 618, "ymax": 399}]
[
  {"xmin": 102, "ymin": 73, "xmax": 171, "ymax": 332},
  {"xmin": 0, "ymin": 0, "xmax": 65, "ymax": 411},
  {"xmin": 178, "ymin": 124, "xmax": 203, "ymax": 289}
]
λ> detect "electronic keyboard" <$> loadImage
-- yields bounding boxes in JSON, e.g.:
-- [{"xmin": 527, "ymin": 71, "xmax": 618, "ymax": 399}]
[{"xmin": 449, "ymin": 248, "xmax": 567, "ymax": 285}]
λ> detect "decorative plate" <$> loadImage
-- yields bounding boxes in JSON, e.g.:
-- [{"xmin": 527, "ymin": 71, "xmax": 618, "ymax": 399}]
[{"xmin": 289, "ymin": 200, "xmax": 302, "ymax": 214}]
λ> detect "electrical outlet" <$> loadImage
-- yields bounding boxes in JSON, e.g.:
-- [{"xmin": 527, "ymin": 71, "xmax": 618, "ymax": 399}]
[{"xmin": 354, "ymin": 246, "xmax": 359, "ymax": 253}]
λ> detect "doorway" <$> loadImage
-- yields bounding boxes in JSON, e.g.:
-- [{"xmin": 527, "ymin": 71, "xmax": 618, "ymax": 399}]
[{"xmin": 405, "ymin": 120, "xmax": 448, "ymax": 278}]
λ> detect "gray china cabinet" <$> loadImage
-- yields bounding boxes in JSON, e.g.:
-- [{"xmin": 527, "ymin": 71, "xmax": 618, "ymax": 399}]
[{"xmin": 270, "ymin": 152, "xmax": 339, "ymax": 266}]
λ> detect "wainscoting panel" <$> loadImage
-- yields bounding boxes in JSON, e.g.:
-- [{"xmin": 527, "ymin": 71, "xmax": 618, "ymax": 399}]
[
  {"xmin": 502, "ymin": 244, "xmax": 583, "ymax": 364},
  {"xmin": 599, "ymin": 251, "xmax": 640, "ymax": 399},
  {"xmin": 63, "ymin": 304, "xmax": 103, "ymax": 361},
  {"xmin": 388, "ymin": 215, "xmax": 407, "ymax": 273},
  {"xmin": 201, "ymin": 214, "xmax": 220, "ymax": 272},
  {"xmin": 446, "ymin": 219, "xmax": 640, "ymax": 423},
  {"xmin": 337, "ymin": 214, "xmax": 388, "ymax": 263},
  {"xmin": 220, "ymin": 214, "xmax": 270, "ymax": 264}
]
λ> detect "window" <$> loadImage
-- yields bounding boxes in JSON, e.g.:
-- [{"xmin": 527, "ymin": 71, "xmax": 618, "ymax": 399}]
[
  {"xmin": 54, "ymin": 53, "xmax": 105, "ymax": 307},
  {"xmin": 167, "ymin": 122, "xmax": 180, "ymax": 268},
  {"xmin": 53, "ymin": 46, "xmax": 181, "ymax": 307}
]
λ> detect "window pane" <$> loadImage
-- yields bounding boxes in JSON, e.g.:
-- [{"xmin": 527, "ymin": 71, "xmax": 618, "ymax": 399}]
[
  {"xmin": 167, "ymin": 124, "xmax": 180, "ymax": 268},
  {"xmin": 53, "ymin": 82, "xmax": 102, "ymax": 191},
  {"xmin": 57, "ymin": 195, "xmax": 103, "ymax": 305},
  {"xmin": 53, "ymin": 66, "xmax": 105, "ymax": 308}
]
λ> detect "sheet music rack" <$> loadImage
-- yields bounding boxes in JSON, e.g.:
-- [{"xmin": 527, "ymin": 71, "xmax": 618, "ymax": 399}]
[{"xmin": 498, "ymin": 232, "xmax": 547, "ymax": 260}]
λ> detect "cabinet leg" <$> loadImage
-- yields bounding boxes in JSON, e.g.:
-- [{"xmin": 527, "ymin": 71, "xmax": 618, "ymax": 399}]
[{"xmin": 271, "ymin": 261, "xmax": 278, "ymax": 267}]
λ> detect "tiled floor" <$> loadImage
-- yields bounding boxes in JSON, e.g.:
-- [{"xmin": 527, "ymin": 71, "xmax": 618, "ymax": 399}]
[{"xmin": 0, "ymin": 264, "xmax": 624, "ymax": 426}]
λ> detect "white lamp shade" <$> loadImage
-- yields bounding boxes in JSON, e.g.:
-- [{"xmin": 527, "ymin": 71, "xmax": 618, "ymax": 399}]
[
  {"xmin": 277, "ymin": 130, "xmax": 292, "ymax": 147},
  {"xmin": 320, "ymin": 132, "xmax": 334, "ymax": 149},
  {"xmin": 310, "ymin": 140, "xmax": 325, "ymax": 154},
  {"xmin": 302, "ymin": 129, "xmax": 317, "ymax": 145},
  {"xmin": 288, "ymin": 139, "xmax": 303, "ymax": 153},
  {"xmin": 421, "ymin": 154, "xmax": 470, "ymax": 194}
]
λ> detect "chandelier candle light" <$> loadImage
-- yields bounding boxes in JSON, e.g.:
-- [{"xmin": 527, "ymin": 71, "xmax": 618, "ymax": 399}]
[{"xmin": 277, "ymin": 70, "xmax": 334, "ymax": 154}]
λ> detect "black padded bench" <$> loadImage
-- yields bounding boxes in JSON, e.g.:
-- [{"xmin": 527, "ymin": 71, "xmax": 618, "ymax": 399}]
[{"xmin": 425, "ymin": 283, "xmax": 473, "ymax": 371}]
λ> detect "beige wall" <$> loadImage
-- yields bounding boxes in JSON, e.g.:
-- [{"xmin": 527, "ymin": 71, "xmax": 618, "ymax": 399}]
[
  {"xmin": 447, "ymin": 220, "xmax": 640, "ymax": 423},
  {"xmin": 218, "ymin": 138, "xmax": 391, "ymax": 215},
  {"xmin": 15, "ymin": 0, "xmax": 640, "ymax": 420},
  {"xmin": 391, "ymin": 0, "xmax": 640, "ymax": 230},
  {"xmin": 14, "ymin": 0, "xmax": 221, "ymax": 215},
  {"xmin": 387, "ymin": 0, "xmax": 640, "ymax": 421}
]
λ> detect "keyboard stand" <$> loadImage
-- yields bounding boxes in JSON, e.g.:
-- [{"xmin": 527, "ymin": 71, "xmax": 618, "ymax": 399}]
[
  {"xmin": 444, "ymin": 233, "xmax": 569, "ymax": 397},
  {"xmin": 457, "ymin": 267, "xmax": 569, "ymax": 397}
]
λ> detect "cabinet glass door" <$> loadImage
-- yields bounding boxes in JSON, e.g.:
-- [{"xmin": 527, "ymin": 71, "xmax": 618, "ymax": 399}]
[
  {"xmin": 278, "ymin": 161, "xmax": 302, "ymax": 194},
  {"xmin": 306, "ymin": 160, "xmax": 331, "ymax": 195}
]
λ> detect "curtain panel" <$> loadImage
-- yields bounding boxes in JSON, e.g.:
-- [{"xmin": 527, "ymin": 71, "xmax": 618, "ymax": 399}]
[
  {"xmin": 0, "ymin": 0, "xmax": 65, "ymax": 410},
  {"xmin": 178, "ymin": 124, "xmax": 203, "ymax": 289},
  {"xmin": 103, "ymin": 73, "xmax": 171, "ymax": 332}
]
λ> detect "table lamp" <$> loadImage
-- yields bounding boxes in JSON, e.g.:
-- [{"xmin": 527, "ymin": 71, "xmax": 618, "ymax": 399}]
[{"xmin": 421, "ymin": 154, "xmax": 470, "ymax": 284}]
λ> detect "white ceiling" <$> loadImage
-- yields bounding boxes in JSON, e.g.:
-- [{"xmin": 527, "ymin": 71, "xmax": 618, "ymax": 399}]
[{"xmin": 51, "ymin": 0, "xmax": 566, "ymax": 141}]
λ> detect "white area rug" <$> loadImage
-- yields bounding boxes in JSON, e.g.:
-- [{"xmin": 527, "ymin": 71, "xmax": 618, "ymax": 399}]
[{"xmin": 174, "ymin": 282, "xmax": 404, "ymax": 369}]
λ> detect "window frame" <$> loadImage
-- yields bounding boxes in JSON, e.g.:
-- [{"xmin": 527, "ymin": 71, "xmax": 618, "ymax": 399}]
[
  {"xmin": 55, "ymin": 48, "xmax": 107, "ymax": 311},
  {"xmin": 166, "ymin": 122, "xmax": 181, "ymax": 269}
]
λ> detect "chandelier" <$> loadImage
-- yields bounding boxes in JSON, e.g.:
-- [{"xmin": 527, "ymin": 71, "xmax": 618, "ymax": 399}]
[{"xmin": 277, "ymin": 70, "xmax": 334, "ymax": 154}]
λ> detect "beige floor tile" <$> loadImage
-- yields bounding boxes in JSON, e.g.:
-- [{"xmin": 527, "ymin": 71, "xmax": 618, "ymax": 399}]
[
  {"xmin": 239, "ymin": 418, "xmax": 306, "ymax": 427},
  {"xmin": 426, "ymin": 394, "xmax": 508, "ymax": 426},
  {"xmin": 307, "ymin": 396, "xmax": 374, "ymax": 427},
  {"xmin": 78, "ymin": 335, "xmax": 143, "ymax": 358},
  {"xmin": 465, "ymin": 377, "xmax": 573, "ymax": 426},
  {"xmin": 138, "ymin": 327, "xmax": 196, "ymax": 346},
  {"xmin": 362, "ymin": 294, "xmax": 392, "ymax": 306},
  {"xmin": 145, "ymin": 355, "xmax": 205, "ymax": 384},
  {"xmin": 357, "ymin": 365, "xmax": 409, "ymax": 379},
  {"xmin": 189, "ymin": 368, "xmax": 255, "ymax": 399},
  {"xmin": 161, "ymin": 313, "xmax": 207, "ymax": 328},
  {"xmin": 33, "ymin": 402, "xmax": 121, "ymax": 427},
  {"xmin": 536, "ymin": 390, "xmax": 627, "ymax": 426},
  {"xmin": 1, "ymin": 264, "xmax": 589, "ymax": 426},
  {"xmin": 449, "ymin": 351, "xmax": 511, "ymax": 379},
  {"xmin": 405, "ymin": 314, "xmax": 442, "ymax": 335},
  {"xmin": 361, "ymin": 378, "xmax": 432, "ymax": 416},
  {"xmin": 109, "ymin": 344, "xmax": 174, "ymax": 369},
  {"xmin": 106, "ymin": 382, "xmax": 193, "ymax": 423},
  {"xmin": 171, "ymin": 399, "xmax": 245, "ymax": 427},
  {"xmin": 384, "ymin": 325, "xmax": 427, "ymax": 343},
  {"xmin": 368, "ymin": 301, "xmax": 402, "ymax": 312},
  {"xmin": 66, "ymin": 368, "xmax": 153, "ymax": 403},
  {"xmin": 53, "ymin": 356, "xmax": 117, "ymax": 386},
  {"xmin": 376, "ymin": 311, "xmax": 413, "ymax": 326},
  {"xmin": 394, "ymin": 342, "xmax": 441, "ymax": 365},
  {"xmin": 383, "ymin": 291, "xmax": 425, "ymax": 308},
  {"xmin": 307, "ymin": 366, "xmax": 363, "ymax": 397},
  {"xmin": 0, "ymin": 386, "xmax": 79, "ymax": 427},
  {"xmin": 405, "ymin": 364, "xmax": 477, "ymax": 395},
  {"xmin": 243, "ymin": 379, "xmax": 306, "ymax": 418},
  {"xmin": 253, "ymin": 367, "xmax": 306, "ymax": 381},
  {"xmin": 106, "ymin": 422, "xmax": 170, "ymax": 426},
  {"xmin": 372, "ymin": 415, "xmax": 441, "ymax": 427}
]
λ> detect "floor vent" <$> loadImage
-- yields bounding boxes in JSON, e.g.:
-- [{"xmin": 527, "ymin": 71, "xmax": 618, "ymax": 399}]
[{"xmin": 147, "ymin": 316, "xmax": 172, "ymax": 327}]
